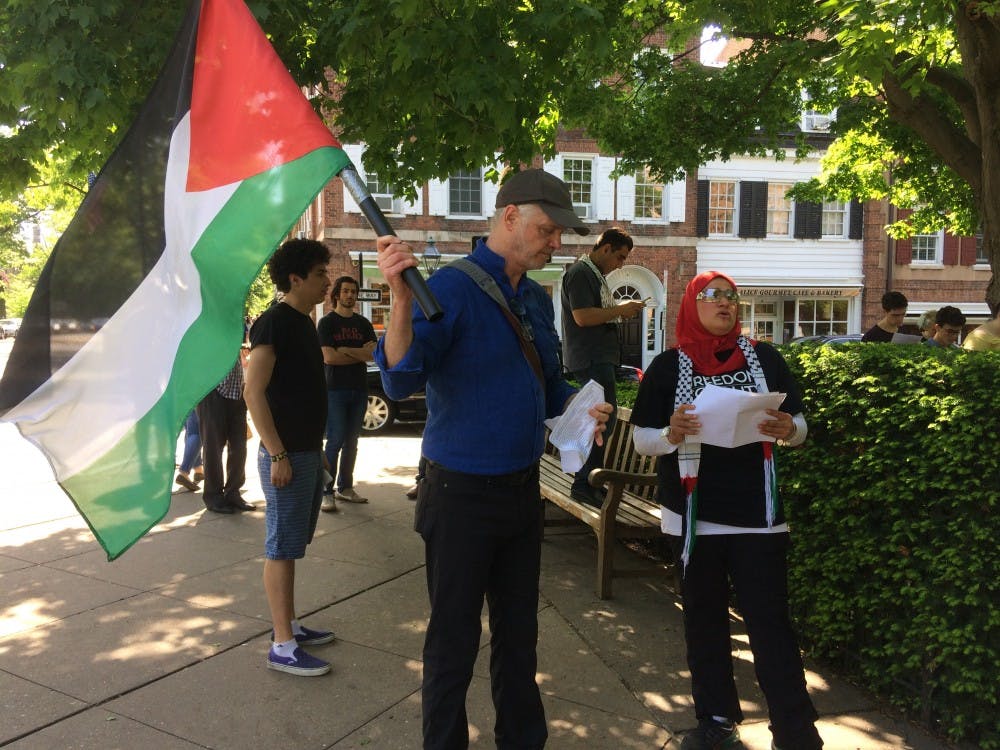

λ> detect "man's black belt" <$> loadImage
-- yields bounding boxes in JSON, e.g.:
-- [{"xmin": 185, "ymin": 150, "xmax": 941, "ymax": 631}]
[{"xmin": 424, "ymin": 459, "xmax": 539, "ymax": 488}]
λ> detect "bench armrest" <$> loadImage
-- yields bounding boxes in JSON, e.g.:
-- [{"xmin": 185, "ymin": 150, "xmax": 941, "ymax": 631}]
[{"xmin": 588, "ymin": 468, "xmax": 658, "ymax": 489}]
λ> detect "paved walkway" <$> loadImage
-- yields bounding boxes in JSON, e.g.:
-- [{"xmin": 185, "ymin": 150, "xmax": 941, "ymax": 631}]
[{"xmin": 0, "ymin": 416, "xmax": 957, "ymax": 749}]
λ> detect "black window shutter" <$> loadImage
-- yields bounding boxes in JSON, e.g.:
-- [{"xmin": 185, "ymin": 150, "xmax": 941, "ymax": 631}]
[
  {"xmin": 738, "ymin": 181, "xmax": 767, "ymax": 238},
  {"xmin": 848, "ymin": 200, "xmax": 863, "ymax": 239},
  {"xmin": 793, "ymin": 201, "xmax": 822, "ymax": 239},
  {"xmin": 696, "ymin": 180, "xmax": 709, "ymax": 237}
]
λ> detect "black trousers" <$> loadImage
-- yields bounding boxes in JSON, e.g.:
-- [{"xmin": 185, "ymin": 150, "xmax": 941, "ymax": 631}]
[
  {"xmin": 679, "ymin": 533, "xmax": 822, "ymax": 750},
  {"xmin": 416, "ymin": 461, "xmax": 547, "ymax": 750},
  {"xmin": 196, "ymin": 390, "xmax": 247, "ymax": 507}
]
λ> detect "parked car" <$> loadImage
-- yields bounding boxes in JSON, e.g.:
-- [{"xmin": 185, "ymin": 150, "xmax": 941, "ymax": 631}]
[
  {"xmin": 364, "ymin": 364, "xmax": 427, "ymax": 434},
  {"xmin": 789, "ymin": 333, "xmax": 863, "ymax": 346},
  {"xmin": 615, "ymin": 364, "xmax": 643, "ymax": 382},
  {"xmin": 0, "ymin": 318, "xmax": 22, "ymax": 339},
  {"xmin": 563, "ymin": 364, "xmax": 644, "ymax": 384}
]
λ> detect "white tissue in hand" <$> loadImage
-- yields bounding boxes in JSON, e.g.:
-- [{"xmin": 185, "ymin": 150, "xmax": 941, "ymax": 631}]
[{"xmin": 544, "ymin": 379, "xmax": 605, "ymax": 473}]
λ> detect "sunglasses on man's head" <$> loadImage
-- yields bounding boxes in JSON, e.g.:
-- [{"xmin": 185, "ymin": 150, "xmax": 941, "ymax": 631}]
[{"xmin": 695, "ymin": 288, "xmax": 740, "ymax": 304}]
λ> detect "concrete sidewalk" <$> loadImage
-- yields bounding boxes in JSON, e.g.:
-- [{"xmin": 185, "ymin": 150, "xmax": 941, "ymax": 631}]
[{"xmin": 0, "ymin": 421, "xmax": 954, "ymax": 749}]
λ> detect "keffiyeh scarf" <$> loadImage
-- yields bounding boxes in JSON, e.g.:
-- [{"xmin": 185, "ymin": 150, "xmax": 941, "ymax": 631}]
[
  {"xmin": 579, "ymin": 254, "xmax": 618, "ymax": 321},
  {"xmin": 675, "ymin": 335, "xmax": 778, "ymax": 572}
]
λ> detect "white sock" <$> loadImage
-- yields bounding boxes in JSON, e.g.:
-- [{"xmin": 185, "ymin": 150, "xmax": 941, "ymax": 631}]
[
  {"xmin": 273, "ymin": 638, "xmax": 298, "ymax": 658},
  {"xmin": 712, "ymin": 716, "xmax": 733, "ymax": 727},
  {"xmin": 291, "ymin": 619, "xmax": 304, "ymax": 635}
]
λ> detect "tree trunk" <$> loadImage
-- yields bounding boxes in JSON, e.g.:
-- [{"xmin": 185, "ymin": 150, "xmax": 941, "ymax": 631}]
[{"xmin": 955, "ymin": 8, "xmax": 1000, "ymax": 308}]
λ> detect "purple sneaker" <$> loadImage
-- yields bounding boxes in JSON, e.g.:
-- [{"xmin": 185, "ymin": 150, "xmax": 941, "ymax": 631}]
[
  {"xmin": 270, "ymin": 626, "xmax": 336, "ymax": 647},
  {"xmin": 267, "ymin": 646, "xmax": 331, "ymax": 676},
  {"xmin": 294, "ymin": 625, "xmax": 336, "ymax": 646}
]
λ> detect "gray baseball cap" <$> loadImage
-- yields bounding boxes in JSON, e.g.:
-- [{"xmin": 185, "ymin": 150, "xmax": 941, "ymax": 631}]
[{"xmin": 495, "ymin": 169, "xmax": 590, "ymax": 236}]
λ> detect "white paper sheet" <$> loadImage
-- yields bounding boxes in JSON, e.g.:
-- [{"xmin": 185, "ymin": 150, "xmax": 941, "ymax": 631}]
[
  {"xmin": 544, "ymin": 379, "xmax": 605, "ymax": 473},
  {"xmin": 688, "ymin": 384, "xmax": 786, "ymax": 449},
  {"xmin": 891, "ymin": 332, "xmax": 923, "ymax": 344}
]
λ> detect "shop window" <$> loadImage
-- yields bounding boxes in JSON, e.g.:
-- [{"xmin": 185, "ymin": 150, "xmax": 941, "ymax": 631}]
[{"xmin": 795, "ymin": 298, "xmax": 849, "ymax": 336}]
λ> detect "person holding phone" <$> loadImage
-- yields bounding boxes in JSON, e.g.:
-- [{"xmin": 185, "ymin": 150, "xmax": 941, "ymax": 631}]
[{"xmin": 560, "ymin": 227, "xmax": 645, "ymax": 507}]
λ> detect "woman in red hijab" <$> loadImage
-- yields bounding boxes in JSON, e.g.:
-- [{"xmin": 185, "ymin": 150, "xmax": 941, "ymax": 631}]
[{"xmin": 631, "ymin": 271, "xmax": 822, "ymax": 750}]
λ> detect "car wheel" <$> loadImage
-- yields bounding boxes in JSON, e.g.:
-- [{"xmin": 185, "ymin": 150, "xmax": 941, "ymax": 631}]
[{"xmin": 364, "ymin": 393, "xmax": 397, "ymax": 434}]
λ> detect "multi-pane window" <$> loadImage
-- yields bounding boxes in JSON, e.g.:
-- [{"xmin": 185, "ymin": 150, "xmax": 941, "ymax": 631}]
[
  {"xmin": 366, "ymin": 172, "xmax": 395, "ymax": 211},
  {"xmin": 563, "ymin": 159, "xmax": 593, "ymax": 218},
  {"xmin": 821, "ymin": 200, "xmax": 847, "ymax": 237},
  {"xmin": 975, "ymin": 230, "xmax": 987, "ymax": 264},
  {"xmin": 366, "ymin": 172, "xmax": 393, "ymax": 198},
  {"xmin": 793, "ymin": 299, "xmax": 849, "ymax": 336},
  {"xmin": 449, "ymin": 168, "xmax": 482, "ymax": 215},
  {"xmin": 767, "ymin": 183, "xmax": 792, "ymax": 236},
  {"xmin": 634, "ymin": 167, "xmax": 665, "ymax": 220},
  {"xmin": 368, "ymin": 282, "xmax": 391, "ymax": 330},
  {"xmin": 708, "ymin": 180, "xmax": 736, "ymax": 235},
  {"xmin": 911, "ymin": 232, "xmax": 940, "ymax": 263}
]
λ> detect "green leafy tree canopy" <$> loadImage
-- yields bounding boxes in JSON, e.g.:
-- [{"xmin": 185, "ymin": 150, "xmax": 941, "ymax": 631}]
[
  {"xmin": 568, "ymin": 0, "xmax": 1000, "ymax": 304},
  {"xmin": 4, "ymin": 0, "xmax": 999, "ymax": 305}
]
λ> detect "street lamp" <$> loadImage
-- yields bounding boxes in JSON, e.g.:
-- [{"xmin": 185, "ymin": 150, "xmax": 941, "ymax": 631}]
[{"xmin": 422, "ymin": 237, "xmax": 442, "ymax": 276}]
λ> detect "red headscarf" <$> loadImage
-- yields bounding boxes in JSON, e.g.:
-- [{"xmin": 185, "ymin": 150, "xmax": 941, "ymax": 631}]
[{"xmin": 675, "ymin": 270, "xmax": 746, "ymax": 375}]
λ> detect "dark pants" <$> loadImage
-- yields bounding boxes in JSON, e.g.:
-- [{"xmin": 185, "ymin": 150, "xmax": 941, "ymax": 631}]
[
  {"xmin": 196, "ymin": 390, "xmax": 247, "ymax": 507},
  {"xmin": 416, "ymin": 461, "xmax": 547, "ymax": 750},
  {"xmin": 678, "ymin": 533, "xmax": 822, "ymax": 750},
  {"xmin": 324, "ymin": 388, "xmax": 366, "ymax": 492},
  {"xmin": 570, "ymin": 362, "xmax": 617, "ymax": 493}
]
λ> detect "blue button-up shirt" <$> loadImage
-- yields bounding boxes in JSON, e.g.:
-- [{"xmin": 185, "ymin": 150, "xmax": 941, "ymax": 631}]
[{"xmin": 374, "ymin": 240, "xmax": 576, "ymax": 475}]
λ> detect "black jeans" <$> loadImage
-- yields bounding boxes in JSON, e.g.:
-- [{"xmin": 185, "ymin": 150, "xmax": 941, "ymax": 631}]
[
  {"xmin": 678, "ymin": 533, "xmax": 822, "ymax": 750},
  {"xmin": 416, "ymin": 461, "xmax": 547, "ymax": 750},
  {"xmin": 570, "ymin": 362, "xmax": 617, "ymax": 494},
  {"xmin": 196, "ymin": 390, "xmax": 247, "ymax": 507}
]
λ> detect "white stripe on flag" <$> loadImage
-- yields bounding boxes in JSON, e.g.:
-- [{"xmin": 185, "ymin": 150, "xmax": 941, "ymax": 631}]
[{"xmin": 4, "ymin": 114, "xmax": 238, "ymax": 479}]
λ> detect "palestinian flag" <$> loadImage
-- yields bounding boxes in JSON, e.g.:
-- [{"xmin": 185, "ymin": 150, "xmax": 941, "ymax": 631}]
[{"xmin": 0, "ymin": 0, "xmax": 348, "ymax": 559}]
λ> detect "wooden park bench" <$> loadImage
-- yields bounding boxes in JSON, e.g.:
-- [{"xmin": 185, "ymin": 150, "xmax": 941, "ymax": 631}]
[{"xmin": 539, "ymin": 406, "xmax": 669, "ymax": 599}]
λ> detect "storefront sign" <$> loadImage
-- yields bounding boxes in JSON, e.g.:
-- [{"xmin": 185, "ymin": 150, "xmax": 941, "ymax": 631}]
[
  {"xmin": 740, "ymin": 287, "xmax": 860, "ymax": 298},
  {"xmin": 356, "ymin": 288, "xmax": 383, "ymax": 302}
]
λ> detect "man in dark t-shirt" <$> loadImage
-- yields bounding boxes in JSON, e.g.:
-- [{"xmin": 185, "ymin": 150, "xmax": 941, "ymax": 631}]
[
  {"xmin": 560, "ymin": 227, "xmax": 644, "ymax": 506},
  {"xmin": 862, "ymin": 290, "xmax": 908, "ymax": 342},
  {"xmin": 317, "ymin": 276, "xmax": 377, "ymax": 508},
  {"xmin": 245, "ymin": 239, "xmax": 336, "ymax": 677}
]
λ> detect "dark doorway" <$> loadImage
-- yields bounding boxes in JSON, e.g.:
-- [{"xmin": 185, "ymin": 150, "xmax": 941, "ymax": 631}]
[{"xmin": 614, "ymin": 284, "xmax": 644, "ymax": 368}]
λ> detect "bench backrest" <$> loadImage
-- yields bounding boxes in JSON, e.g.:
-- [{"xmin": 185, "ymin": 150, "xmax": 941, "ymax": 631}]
[{"xmin": 604, "ymin": 407, "xmax": 657, "ymax": 502}]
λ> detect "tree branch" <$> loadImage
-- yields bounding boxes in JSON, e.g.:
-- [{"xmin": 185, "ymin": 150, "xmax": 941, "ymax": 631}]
[{"xmin": 881, "ymin": 71, "xmax": 982, "ymax": 195}]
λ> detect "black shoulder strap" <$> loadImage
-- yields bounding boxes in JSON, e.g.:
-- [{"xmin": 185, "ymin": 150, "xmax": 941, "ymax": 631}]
[{"xmin": 450, "ymin": 258, "xmax": 544, "ymax": 383}]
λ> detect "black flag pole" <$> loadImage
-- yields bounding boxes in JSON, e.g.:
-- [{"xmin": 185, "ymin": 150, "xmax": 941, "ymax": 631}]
[{"xmin": 339, "ymin": 164, "xmax": 444, "ymax": 322}]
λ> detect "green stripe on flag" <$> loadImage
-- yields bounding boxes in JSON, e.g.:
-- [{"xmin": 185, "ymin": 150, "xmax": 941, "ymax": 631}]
[{"xmin": 63, "ymin": 146, "xmax": 348, "ymax": 559}]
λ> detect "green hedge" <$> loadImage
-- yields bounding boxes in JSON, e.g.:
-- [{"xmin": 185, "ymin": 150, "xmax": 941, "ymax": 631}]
[
  {"xmin": 620, "ymin": 345, "xmax": 999, "ymax": 746},
  {"xmin": 779, "ymin": 344, "xmax": 1000, "ymax": 748}
]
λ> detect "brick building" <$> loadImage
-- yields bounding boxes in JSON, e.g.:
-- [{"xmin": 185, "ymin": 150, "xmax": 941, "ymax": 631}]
[
  {"xmin": 294, "ymin": 129, "xmax": 991, "ymax": 364},
  {"xmin": 860, "ymin": 202, "xmax": 991, "ymax": 334}
]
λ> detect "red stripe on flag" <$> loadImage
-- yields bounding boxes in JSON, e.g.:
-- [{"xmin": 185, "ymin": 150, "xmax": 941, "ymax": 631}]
[{"xmin": 187, "ymin": 0, "xmax": 340, "ymax": 192}]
